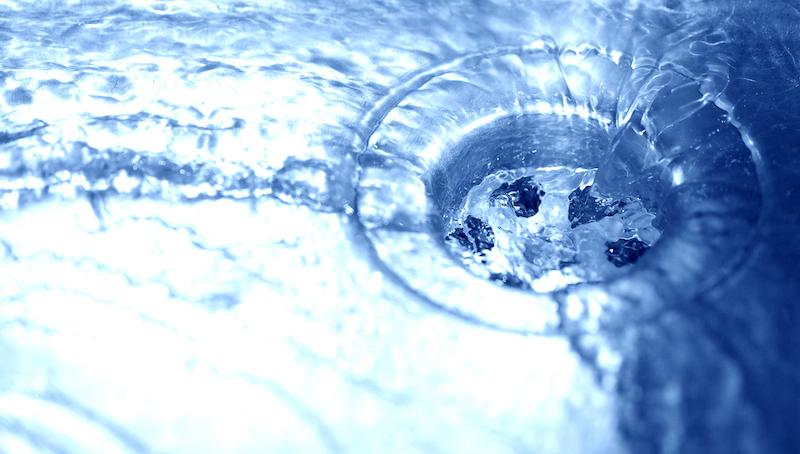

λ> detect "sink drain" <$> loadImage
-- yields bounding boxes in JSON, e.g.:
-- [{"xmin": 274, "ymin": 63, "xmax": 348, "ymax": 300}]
[
  {"xmin": 353, "ymin": 41, "xmax": 762, "ymax": 334},
  {"xmin": 432, "ymin": 114, "xmax": 661, "ymax": 294}
]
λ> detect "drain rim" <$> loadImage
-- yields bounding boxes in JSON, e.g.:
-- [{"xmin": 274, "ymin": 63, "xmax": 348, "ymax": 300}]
[{"xmin": 351, "ymin": 42, "xmax": 763, "ymax": 334}]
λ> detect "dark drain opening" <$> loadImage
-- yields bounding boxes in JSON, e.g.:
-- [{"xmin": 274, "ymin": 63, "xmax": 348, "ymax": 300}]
[{"xmin": 429, "ymin": 113, "xmax": 662, "ymax": 292}]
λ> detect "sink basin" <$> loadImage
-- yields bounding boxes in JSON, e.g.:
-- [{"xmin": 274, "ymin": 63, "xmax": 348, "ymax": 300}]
[{"xmin": 0, "ymin": 1, "xmax": 798, "ymax": 452}]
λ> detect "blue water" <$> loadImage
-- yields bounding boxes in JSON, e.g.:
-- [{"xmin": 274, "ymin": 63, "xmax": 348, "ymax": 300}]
[{"xmin": 1, "ymin": 1, "xmax": 799, "ymax": 453}]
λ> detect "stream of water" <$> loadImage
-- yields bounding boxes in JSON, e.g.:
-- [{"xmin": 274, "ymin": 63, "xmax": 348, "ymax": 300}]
[{"xmin": 1, "ymin": 1, "xmax": 799, "ymax": 453}]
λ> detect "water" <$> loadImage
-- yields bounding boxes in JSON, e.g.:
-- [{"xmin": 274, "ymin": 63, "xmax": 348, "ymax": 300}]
[
  {"xmin": 1, "ymin": 1, "xmax": 799, "ymax": 453},
  {"xmin": 437, "ymin": 114, "xmax": 661, "ymax": 292}
]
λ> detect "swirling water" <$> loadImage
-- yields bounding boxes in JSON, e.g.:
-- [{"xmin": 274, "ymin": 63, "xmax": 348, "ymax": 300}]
[{"xmin": 1, "ymin": 1, "xmax": 799, "ymax": 453}]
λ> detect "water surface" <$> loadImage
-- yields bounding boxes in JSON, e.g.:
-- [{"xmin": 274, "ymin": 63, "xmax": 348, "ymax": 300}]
[{"xmin": 1, "ymin": 1, "xmax": 799, "ymax": 453}]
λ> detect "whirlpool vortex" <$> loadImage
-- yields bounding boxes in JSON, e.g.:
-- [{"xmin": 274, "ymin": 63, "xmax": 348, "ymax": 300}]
[{"xmin": 353, "ymin": 35, "xmax": 763, "ymax": 336}]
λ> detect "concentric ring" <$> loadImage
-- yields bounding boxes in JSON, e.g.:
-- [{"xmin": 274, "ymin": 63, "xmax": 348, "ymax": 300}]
[{"xmin": 353, "ymin": 39, "xmax": 762, "ymax": 334}]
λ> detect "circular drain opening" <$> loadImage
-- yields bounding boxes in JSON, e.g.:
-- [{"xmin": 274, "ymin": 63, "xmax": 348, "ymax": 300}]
[
  {"xmin": 354, "ymin": 43, "xmax": 762, "ymax": 333},
  {"xmin": 430, "ymin": 114, "xmax": 661, "ymax": 293}
]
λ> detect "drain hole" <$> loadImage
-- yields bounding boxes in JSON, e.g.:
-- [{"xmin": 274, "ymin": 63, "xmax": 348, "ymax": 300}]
[{"xmin": 432, "ymin": 114, "xmax": 662, "ymax": 292}]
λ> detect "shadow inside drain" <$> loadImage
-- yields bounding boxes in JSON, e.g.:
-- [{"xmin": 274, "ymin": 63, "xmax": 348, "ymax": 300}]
[{"xmin": 430, "ymin": 114, "xmax": 662, "ymax": 293}]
